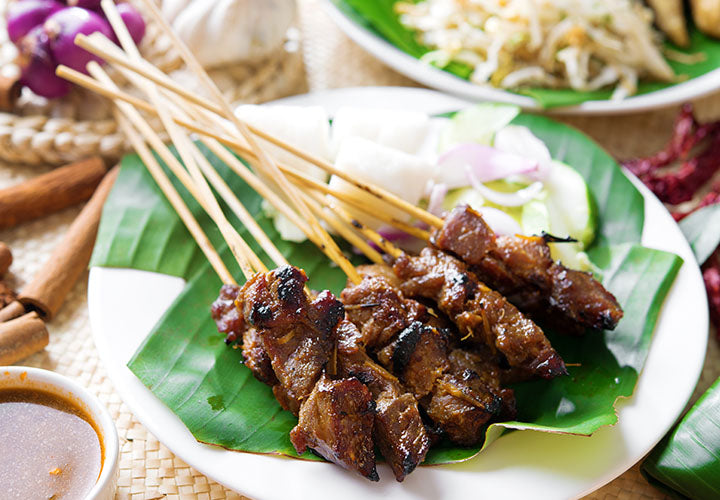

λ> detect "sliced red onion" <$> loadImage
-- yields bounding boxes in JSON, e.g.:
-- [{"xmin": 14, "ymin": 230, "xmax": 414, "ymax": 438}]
[
  {"xmin": 437, "ymin": 143, "xmax": 540, "ymax": 189},
  {"xmin": 6, "ymin": 0, "xmax": 64, "ymax": 44},
  {"xmin": 476, "ymin": 207, "xmax": 523, "ymax": 235},
  {"xmin": 44, "ymin": 7, "xmax": 113, "ymax": 73},
  {"xmin": 377, "ymin": 225, "xmax": 414, "ymax": 242},
  {"xmin": 426, "ymin": 183, "xmax": 448, "ymax": 216},
  {"xmin": 17, "ymin": 25, "xmax": 70, "ymax": 98},
  {"xmin": 466, "ymin": 164, "xmax": 544, "ymax": 207},
  {"xmin": 493, "ymin": 125, "xmax": 552, "ymax": 180},
  {"xmin": 113, "ymin": 3, "xmax": 146, "ymax": 45}
]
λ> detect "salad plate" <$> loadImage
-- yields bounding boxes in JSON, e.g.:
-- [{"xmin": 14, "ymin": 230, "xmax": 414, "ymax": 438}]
[
  {"xmin": 88, "ymin": 87, "xmax": 708, "ymax": 499},
  {"xmin": 324, "ymin": 1, "xmax": 720, "ymax": 115}
]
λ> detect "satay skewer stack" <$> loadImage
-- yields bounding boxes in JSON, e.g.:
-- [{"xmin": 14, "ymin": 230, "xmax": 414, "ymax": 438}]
[{"xmin": 54, "ymin": 0, "xmax": 624, "ymax": 482}]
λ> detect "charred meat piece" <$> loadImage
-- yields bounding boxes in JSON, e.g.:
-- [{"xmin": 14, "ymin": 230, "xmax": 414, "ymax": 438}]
[
  {"xmin": 211, "ymin": 283, "xmax": 244, "ymax": 344},
  {"xmin": 342, "ymin": 265, "xmax": 426, "ymax": 349},
  {"xmin": 290, "ymin": 374, "xmax": 379, "ymax": 482},
  {"xmin": 337, "ymin": 320, "xmax": 430, "ymax": 482},
  {"xmin": 393, "ymin": 247, "xmax": 566, "ymax": 380},
  {"xmin": 433, "ymin": 204, "xmax": 496, "ymax": 265},
  {"xmin": 241, "ymin": 327, "xmax": 277, "ymax": 386},
  {"xmin": 434, "ymin": 205, "xmax": 623, "ymax": 332},
  {"xmin": 390, "ymin": 322, "xmax": 507, "ymax": 445},
  {"xmin": 447, "ymin": 348, "xmax": 517, "ymax": 422},
  {"xmin": 547, "ymin": 264, "xmax": 624, "ymax": 331},
  {"xmin": 391, "ymin": 321, "xmax": 450, "ymax": 398},
  {"xmin": 241, "ymin": 266, "xmax": 345, "ymax": 414}
]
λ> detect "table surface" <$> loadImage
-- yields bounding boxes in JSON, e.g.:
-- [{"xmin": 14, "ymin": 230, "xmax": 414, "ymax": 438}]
[{"xmin": 2, "ymin": 1, "xmax": 720, "ymax": 498}]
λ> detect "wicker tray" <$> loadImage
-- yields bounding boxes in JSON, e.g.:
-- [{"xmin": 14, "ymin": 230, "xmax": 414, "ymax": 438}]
[{"xmin": 0, "ymin": 0, "xmax": 307, "ymax": 166}]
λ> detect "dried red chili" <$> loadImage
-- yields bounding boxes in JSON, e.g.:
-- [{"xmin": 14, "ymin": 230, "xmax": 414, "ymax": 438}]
[
  {"xmin": 703, "ymin": 250, "xmax": 720, "ymax": 337},
  {"xmin": 623, "ymin": 104, "xmax": 720, "ymax": 334},
  {"xmin": 673, "ymin": 184, "xmax": 720, "ymax": 221}
]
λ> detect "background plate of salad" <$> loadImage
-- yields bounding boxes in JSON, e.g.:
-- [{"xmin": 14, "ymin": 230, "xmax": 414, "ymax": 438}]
[{"xmin": 325, "ymin": 0, "xmax": 720, "ymax": 114}]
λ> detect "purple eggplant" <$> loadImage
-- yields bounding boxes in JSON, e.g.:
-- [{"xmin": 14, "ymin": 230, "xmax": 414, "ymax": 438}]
[{"xmin": 6, "ymin": 0, "xmax": 64, "ymax": 44}]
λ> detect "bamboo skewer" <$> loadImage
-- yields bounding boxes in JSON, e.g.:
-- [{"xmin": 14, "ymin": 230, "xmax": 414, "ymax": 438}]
[
  {"xmin": 65, "ymin": 63, "xmax": 360, "ymax": 281},
  {"xmin": 100, "ymin": 0, "xmax": 262, "ymax": 278},
  {"xmin": 133, "ymin": 0, "xmax": 344, "ymax": 263},
  {"xmin": 280, "ymin": 166, "xmax": 432, "ymax": 242},
  {"xmin": 73, "ymin": 28, "xmax": 444, "ymax": 230},
  {"xmin": 299, "ymin": 193, "xmax": 384, "ymax": 267},
  {"xmin": 75, "ymin": 12, "xmax": 362, "ymax": 285},
  {"xmin": 56, "ymin": 65, "xmax": 436, "ymax": 247},
  {"xmin": 63, "ymin": 5, "xmax": 438, "ymax": 285},
  {"xmin": 115, "ymin": 111, "xmax": 235, "ymax": 285},
  {"xmin": 303, "ymin": 190, "xmax": 403, "ymax": 259},
  {"xmin": 90, "ymin": 62, "xmax": 260, "ymax": 280}
]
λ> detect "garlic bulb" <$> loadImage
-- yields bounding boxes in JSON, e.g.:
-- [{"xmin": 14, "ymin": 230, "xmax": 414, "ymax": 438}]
[{"xmin": 161, "ymin": 0, "xmax": 296, "ymax": 68}]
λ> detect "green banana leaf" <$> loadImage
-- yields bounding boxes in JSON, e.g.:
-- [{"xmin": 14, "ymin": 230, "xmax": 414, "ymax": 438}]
[
  {"xmin": 642, "ymin": 376, "xmax": 720, "ymax": 500},
  {"xmin": 331, "ymin": 0, "xmax": 720, "ymax": 109},
  {"xmin": 679, "ymin": 204, "xmax": 720, "ymax": 266},
  {"xmin": 91, "ymin": 115, "xmax": 682, "ymax": 464}
]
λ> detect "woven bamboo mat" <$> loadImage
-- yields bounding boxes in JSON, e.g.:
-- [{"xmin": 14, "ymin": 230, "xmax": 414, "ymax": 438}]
[{"xmin": 1, "ymin": 0, "xmax": 720, "ymax": 498}]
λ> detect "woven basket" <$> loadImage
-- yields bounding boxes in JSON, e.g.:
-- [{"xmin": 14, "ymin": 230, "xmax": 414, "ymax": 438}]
[{"xmin": 0, "ymin": 1, "xmax": 307, "ymax": 166}]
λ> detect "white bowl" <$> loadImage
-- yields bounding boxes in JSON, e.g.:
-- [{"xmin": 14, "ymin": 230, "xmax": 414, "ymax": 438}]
[{"xmin": 0, "ymin": 366, "xmax": 119, "ymax": 500}]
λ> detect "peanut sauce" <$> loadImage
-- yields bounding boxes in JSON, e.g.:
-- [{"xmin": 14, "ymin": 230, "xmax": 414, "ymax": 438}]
[{"xmin": 0, "ymin": 388, "xmax": 103, "ymax": 500}]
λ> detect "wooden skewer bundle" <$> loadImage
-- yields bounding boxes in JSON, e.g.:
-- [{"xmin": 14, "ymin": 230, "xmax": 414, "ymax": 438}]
[{"xmin": 56, "ymin": 0, "xmax": 439, "ymax": 288}]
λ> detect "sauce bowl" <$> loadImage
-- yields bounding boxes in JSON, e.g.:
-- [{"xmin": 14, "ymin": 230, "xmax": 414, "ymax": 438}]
[{"xmin": 0, "ymin": 366, "xmax": 119, "ymax": 500}]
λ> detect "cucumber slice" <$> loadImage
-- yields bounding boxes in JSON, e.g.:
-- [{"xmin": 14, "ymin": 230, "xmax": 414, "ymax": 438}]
[
  {"xmin": 548, "ymin": 243, "xmax": 595, "ymax": 273},
  {"xmin": 442, "ymin": 187, "xmax": 485, "ymax": 212},
  {"xmin": 438, "ymin": 103, "xmax": 520, "ymax": 152},
  {"xmin": 543, "ymin": 160, "xmax": 596, "ymax": 248}
]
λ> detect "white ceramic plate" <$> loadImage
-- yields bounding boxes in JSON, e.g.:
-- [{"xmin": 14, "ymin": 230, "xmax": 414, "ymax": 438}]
[
  {"xmin": 323, "ymin": 1, "xmax": 720, "ymax": 115},
  {"xmin": 88, "ymin": 88, "xmax": 708, "ymax": 500}
]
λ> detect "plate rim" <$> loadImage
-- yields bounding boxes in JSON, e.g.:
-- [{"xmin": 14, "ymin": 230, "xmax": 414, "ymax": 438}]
[
  {"xmin": 322, "ymin": 0, "xmax": 720, "ymax": 115},
  {"xmin": 88, "ymin": 87, "xmax": 709, "ymax": 499}
]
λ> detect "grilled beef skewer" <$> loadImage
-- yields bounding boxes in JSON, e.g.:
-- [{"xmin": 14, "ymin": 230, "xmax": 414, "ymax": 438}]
[
  {"xmin": 343, "ymin": 266, "xmax": 518, "ymax": 445},
  {"xmin": 434, "ymin": 205, "xmax": 623, "ymax": 333},
  {"xmin": 393, "ymin": 247, "xmax": 567, "ymax": 380},
  {"xmin": 212, "ymin": 266, "xmax": 379, "ymax": 481},
  {"xmin": 336, "ymin": 319, "xmax": 430, "ymax": 481}
]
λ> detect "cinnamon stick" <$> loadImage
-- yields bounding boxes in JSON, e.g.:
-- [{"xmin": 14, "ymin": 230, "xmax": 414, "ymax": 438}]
[
  {"xmin": 0, "ymin": 242, "xmax": 11, "ymax": 277},
  {"xmin": 0, "ymin": 301, "xmax": 25, "ymax": 323},
  {"xmin": 0, "ymin": 74, "xmax": 21, "ymax": 112},
  {"xmin": 0, "ymin": 312, "xmax": 49, "ymax": 365},
  {"xmin": 19, "ymin": 166, "xmax": 119, "ymax": 319},
  {"xmin": 0, "ymin": 156, "xmax": 107, "ymax": 230}
]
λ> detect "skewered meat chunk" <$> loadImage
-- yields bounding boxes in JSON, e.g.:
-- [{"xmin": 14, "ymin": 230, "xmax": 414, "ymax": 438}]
[
  {"xmin": 547, "ymin": 265, "xmax": 624, "ymax": 331},
  {"xmin": 434, "ymin": 205, "xmax": 623, "ymax": 333},
  {"xmin": 342, "ymin": 265, "xmax": 426, "ymax": 349},
  {"xmin": 393, "ymin": 247, "xmax": 566, "ymax": 380},
  {"xmin": 447, "ymin": 348, "xmax": 517, "ymax": 421},
  {"xmin": 216, "ymin": 266, "xmax": 380, "ymax": 481},
  {"xmin": 211, "ymin": 283, "xmax": 245, "ymax": 344},
  {"xmin": 290, "ymin": 374, "xmax": 379, "ymax": 482},
  {"xmin": 337, "ymin": 319, "xmax": 430, "ymax": 482},
  {"xmin": 390, "ymin": 322, "xmax": 508, "ymax": 445},
  {"xmin": 241, "ymin": 265, "xmax": 345, "ymax": 415},
  {"xmin": 241, "ymin": 327, "xmax": 277, "ymax": 386},
  {"xmin": 391, "ymin": 321, "xmax": 450, "ymax": 397},
  {"xmin": 341, "ymin": 265, "xmax": 517, "ymax": 443}
]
